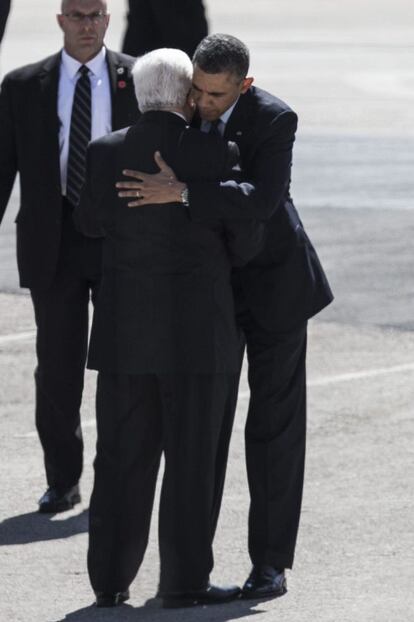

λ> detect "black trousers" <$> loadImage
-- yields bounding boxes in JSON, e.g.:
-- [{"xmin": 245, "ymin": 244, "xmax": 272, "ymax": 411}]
[
  {"xmin": 243, "ymin": 316, "xmax": 307, "ymax": 570},
  {"xmin": 30, "ymin": 205, "xmax": 101, "ymax": 490},
  {"xmin": 88, "ymin": 371, "xmax": 237, "ymax": 595},
  {"xmin": 213, "ymin": 282, "xmax": 308, "ymax": 571}
]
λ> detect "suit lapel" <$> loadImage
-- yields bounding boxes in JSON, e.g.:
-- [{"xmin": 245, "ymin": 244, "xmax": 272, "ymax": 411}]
[
  {"xmin": 106, "ymin": 48, "xmax": 118, "ymax": 107},
  {"xmin": 38, "ymin": 53, "xmax": 61, "ymax": 186},
  {"xmin": 222, "ymin": 90, "xmax": 256, "ymax": 171},
  {"xmin": 106, "ymin": 49, "xmax": 137, "ymax": 130},
  {"xmin": 223, "ymin": 90, "xmax": 252, "ymax": 144}
]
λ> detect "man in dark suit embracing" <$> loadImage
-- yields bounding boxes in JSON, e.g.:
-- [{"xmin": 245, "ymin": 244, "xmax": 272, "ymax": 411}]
[
  {"xmin": 116, "ymin": 33, "xmax": 334, "ymax": 600},
  {"xmin": 0, "ymin": 0, "xmax": 138, "ymax": 513},
  {"xmin": 76, "ymin": 47, "xmax": 263, "ymax": 608}
]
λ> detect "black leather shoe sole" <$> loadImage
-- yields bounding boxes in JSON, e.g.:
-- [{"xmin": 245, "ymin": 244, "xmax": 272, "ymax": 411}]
[
  {"xmin": 95, "ymin": 590, "xmax": 130, "ymax": 607},
  {"xmin": 38, "ymin": 492, "xmax": 81, "ymax": 514},
  {"xmin": 162, "ymin": 587, "xmax": 241, "ymax": 609},
  {"xmin": 241, "ymin": 583, "xmax": 287, "ymax": 600}
]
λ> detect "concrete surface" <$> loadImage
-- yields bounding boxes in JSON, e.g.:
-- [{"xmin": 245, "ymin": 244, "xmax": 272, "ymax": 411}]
[{"xmin": 0, "ymin": 1, "xmax": 414, "ymax": 621}]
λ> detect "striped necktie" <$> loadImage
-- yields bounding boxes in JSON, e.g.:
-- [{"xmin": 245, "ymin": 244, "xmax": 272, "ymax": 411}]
[
  {"xmin": 66, "ymin": 65, "xmax": 91, "ymax": 207},
  {"xmin": 208, "ymin": 118, "xmax": 222, "ymax": 136}
]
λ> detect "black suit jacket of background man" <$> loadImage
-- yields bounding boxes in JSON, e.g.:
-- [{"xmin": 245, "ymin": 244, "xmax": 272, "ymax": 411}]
[
  {"xmin": 0, "ymin": 0, "xmax": 11, "ymax": 45},
  {"xmin": 188, "ymin": 86, "xmax": 333, "ymax": 331},
  {"xmin": 122, "ymin": 0, "xmax": 208, "ymax": 59},
  {"xmin": 0, "ymin": 49, "xmax": 138, "ymax": 291},
  {"xmin": 76, "ymin": 110, "xmax": 263, "ymax": 374}
]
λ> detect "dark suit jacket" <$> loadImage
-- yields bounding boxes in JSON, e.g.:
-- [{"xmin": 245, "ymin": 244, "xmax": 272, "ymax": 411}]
[
  {"xmin": 122, "ymin": 0, "xmax": 207, "ymax": 58},
  {"xmin": 188, "ymin": 86, "xmax": 334, "ymax": 331},
  {"xmin": 0, "ymin": 48, "xmax": 138, "ymax": 291},
  {"xmin": 0, "ymin": 0, "xmax": 10, "ymax": 45},
  {"xmin": 76, "ymin": 111, "xmax": 263, "ymax": 374}
]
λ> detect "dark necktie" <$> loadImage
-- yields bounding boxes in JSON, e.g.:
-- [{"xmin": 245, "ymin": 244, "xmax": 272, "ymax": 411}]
[
  {"xmin": 208, "ymin": 118, "xmax": 222, "ymax": 136},
  {"xmin": 66, "ymin": 65, "xmax": 91, "ymax": 207}
]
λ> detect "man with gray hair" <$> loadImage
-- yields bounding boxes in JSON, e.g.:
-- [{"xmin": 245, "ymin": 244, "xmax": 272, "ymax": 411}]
[
  {"xmin": 0, "ymin": 0, "xmax": 138, "ymax": 513},
  {"xmin": 76, "ymin": 47, "xmax": 263, "ymax": 608}
]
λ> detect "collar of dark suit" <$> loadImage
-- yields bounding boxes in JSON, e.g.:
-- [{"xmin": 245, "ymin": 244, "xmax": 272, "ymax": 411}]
[
  {"xmin": 37, "ymin": 49, "xmax": 131, "ymax": 133},
  {"xmin": 137, "ymin": 110, "xmax": 188, "ymax": 126},
  {"xmin": 124, "ymin": 110, "xmax": 188, "ymax": 146},
  {"xmin": 37, "ymin": 48, "xmax": 127, "ymax": 90},
  {"xmin": 38, "ymin": 52, "xmax": 61, "ymax": 81},
  {"xmin": 38, "ymin": 53, "xmax": 61, "ymax": 134}
]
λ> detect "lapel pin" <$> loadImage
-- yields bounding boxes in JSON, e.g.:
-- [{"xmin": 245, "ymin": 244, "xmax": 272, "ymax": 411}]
[
  {"xmin": 117, "ymin": 80, "xmax": 127, "ymax": 89},
  {"xmin": 117, "ymin": 67, "xmax": 125, "ymax": 75}
]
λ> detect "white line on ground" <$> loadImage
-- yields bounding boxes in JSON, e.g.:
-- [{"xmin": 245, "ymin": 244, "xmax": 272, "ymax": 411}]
[
  {"xmin": 238, "ymin": 361, "xmax": 414, "ymax": 397},
  {"xmin": 0, "ymin": 330, "xmax": 36, "ymax": 344},
  {"xmin": 2, "ymin": 331, "xmax": 414, "ymax": 388},
  {"xmin": 17, "ymin": 418, "xmax": 96, "ymax": 438},
  {"xmin": 14, "ymin": 361, "xmax": 414, "ymax": 439},
  {"xmin": 308, "ymin": 362, "xmax": 414, "ymax": 386}
]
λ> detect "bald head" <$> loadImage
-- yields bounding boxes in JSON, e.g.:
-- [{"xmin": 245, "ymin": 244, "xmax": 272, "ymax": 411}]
[
  {"xmin": 57, "ymin": 0, "xmax": 110, "ymax": 63},
  {"xmin": 61, "ymin": 0, "xmax": 107, "ymax": 13}
]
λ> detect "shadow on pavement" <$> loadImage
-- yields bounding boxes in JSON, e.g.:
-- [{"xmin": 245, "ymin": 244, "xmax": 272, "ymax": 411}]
[
  {"xmin": 51, "ymin": 598, "xmax": 265, "ymax": 621},
  {"xmin": 0, "ymin": 509, "xmax": 88, "ymax": 545}
]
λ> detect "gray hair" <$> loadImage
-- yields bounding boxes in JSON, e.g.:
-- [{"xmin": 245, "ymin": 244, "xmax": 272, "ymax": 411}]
[
  {"xmin": 193, "ymin": 34, "xmax": 249, "ymax": 82},
  {"xmin": 132, "ymin": 48, "xmax": 193, "ymax": 113}
]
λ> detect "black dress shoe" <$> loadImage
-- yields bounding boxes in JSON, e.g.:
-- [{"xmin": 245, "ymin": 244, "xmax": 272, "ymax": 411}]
[
  {"xmin": 161, "ymin": 583, "xmax": 241, "ymax": 608},
  {"xmin": 95, "ymin": 590, "xmax": 130, "ymax": 607},
  {"xmin": 241, "ymin": 566, "xmax": 287, "ymax": 600},
  {"xmin": 38, "ymin": 485, "xmax": 81, "ymax": 513}
]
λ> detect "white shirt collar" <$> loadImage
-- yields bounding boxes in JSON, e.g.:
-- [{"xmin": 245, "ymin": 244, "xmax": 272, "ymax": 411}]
[{"xmin": 61, "ymin": 46, "xmax": 107, "ymax": 80}]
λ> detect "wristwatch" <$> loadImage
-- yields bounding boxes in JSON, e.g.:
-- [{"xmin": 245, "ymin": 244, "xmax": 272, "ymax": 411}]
[{"xmin": 180, "ymin": 186, "xmax": 189, "ymax": 207}]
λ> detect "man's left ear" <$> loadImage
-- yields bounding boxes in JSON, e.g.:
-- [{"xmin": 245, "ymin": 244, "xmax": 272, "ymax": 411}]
[{"xmin": 241, "ymin": 77, "xmax": 254, "ymax": 94}]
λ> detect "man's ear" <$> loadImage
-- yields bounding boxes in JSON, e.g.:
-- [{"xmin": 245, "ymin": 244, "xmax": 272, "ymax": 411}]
[
  {"xmin": 183, "ymin": 93, "xmax": 196, "ymax": 122},
  {"xmin": 241, "ymin": 77, "xmax": 254, "ymax": 94},
  {"xmin": 186, "ymin": 91, "xmax": 196, "ymax": 109}
]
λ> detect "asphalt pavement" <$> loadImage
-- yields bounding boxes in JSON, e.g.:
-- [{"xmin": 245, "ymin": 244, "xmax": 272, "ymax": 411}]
[{"xmin": 0, "ymin": 1, "xmax": 413, "ymax": 621}]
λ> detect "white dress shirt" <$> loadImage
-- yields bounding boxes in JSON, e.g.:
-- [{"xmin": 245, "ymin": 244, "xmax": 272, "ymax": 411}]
[{"xmin": 58, "ymin": 47, "xmax": 112, "ymax": 194}]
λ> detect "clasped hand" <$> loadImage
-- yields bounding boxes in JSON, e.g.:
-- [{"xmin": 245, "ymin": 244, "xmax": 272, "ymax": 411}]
[{"xmin": 116, "ymin": 151, "xmax": 185, "ymax": 207}]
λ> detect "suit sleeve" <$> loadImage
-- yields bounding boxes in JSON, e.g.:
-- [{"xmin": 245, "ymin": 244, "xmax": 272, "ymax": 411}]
[
  {"xmin": 0, "ymin": 75, "xmax": 18, "ymax": 226},
  {"xmin": 218, "ymin": 141, "xmax": 265, "ymax": 266},
  {"xmin": 187, "ymin": 110, "xmax": 297, "ymax": 222},
  {"xmin": 73, "ymin": 143, "xmax": 106, "ymax": 238}
]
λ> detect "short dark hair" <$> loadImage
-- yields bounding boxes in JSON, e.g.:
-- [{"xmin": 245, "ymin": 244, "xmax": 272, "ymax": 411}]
[{"xmin": 192, "ymin": 34, "xmax": 250, "ymax": 81}]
